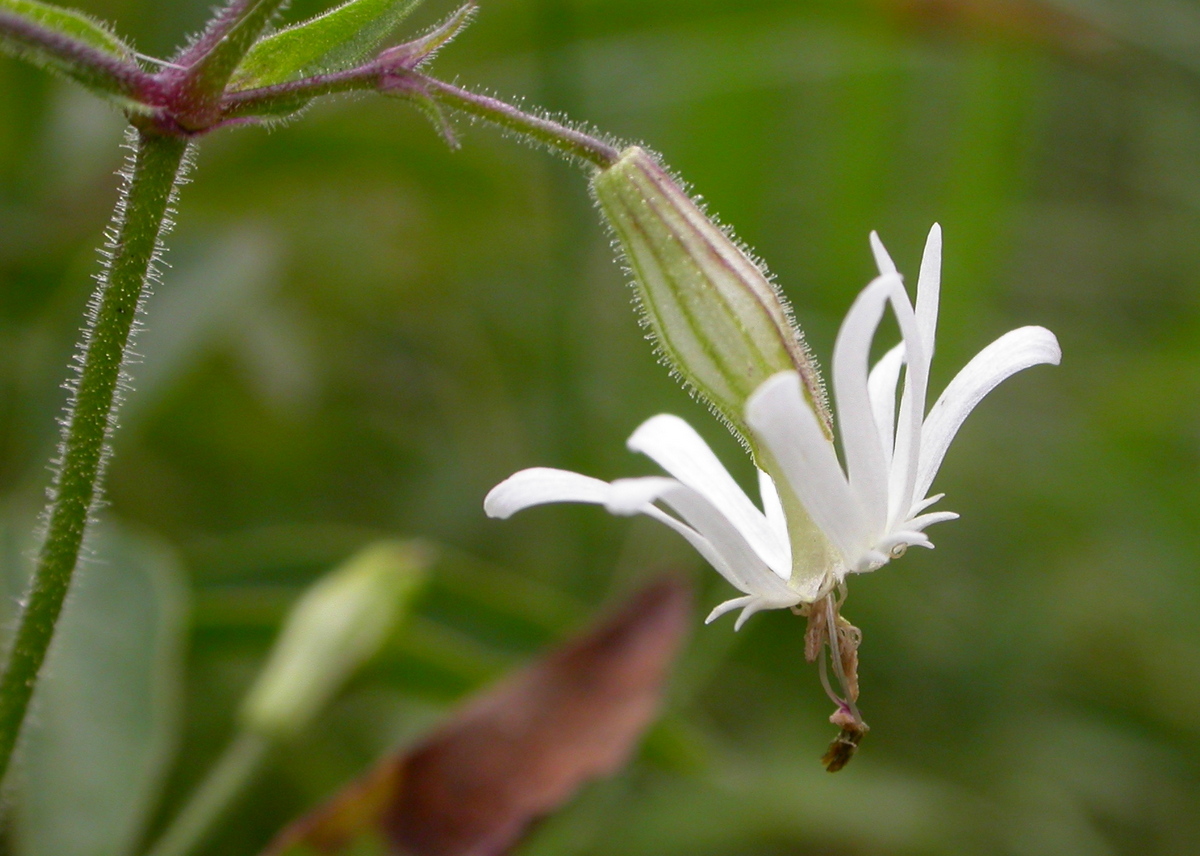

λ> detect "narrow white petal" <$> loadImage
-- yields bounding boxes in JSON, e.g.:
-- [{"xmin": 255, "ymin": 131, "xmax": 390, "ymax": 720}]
[
  {"xmin": 869, "ymin": 230, "xmax": 899, "ymax": 275},
  {"xmin": 484, "ymin": 468, "xmax": 615, "ymax": 518},
  {"xmin": 916, "ymin": 326, "xmax": 1062, "ymax": 500},
  {"xmin": 906, "ymin": 510, "xmax": 960, "ymax": 531},
  {"xmin": 915, "ymin": 224, "xmax": 942, "ymax": 353},
  {"xmin": 657, "ymin": 484, "xmax": 797, "ymax": 594},
  {"xmin": 886, "ymin": 281, "xmax": 928, "ymax": 529},
  {"xmin": 747, "ymin": 372, "xmax": 867, "ymax": 566},
  {"xmin": 909, "ymin": 492, "xmax": 945, "ymax": 516},
  {"xmin": 705, "ymin": 595, "xmax": 755, "ymax": 624},
  {"xmin": 734, "ymin": 599, "xmax": 780, "ymax": 630},
  {"xmin": 877, "ymin": 531, "xmax": 929, "ymax": 554},
  {"xmin": 868, "ymin": 343, "xmax": 905, "ymax": 463},
  {"xmin": 605, "ymin": 477, "xmax": 681, "ymax": 515},
  {"xmin": 832, "ymin": 274, "xmax": 899, "ymax": 537},
  {"xmin": 639, "ymin": 503, "xmax": 749, "ymax": 594},
  {"xmin": 757, "ymin": 469, "xmax": 788, "ymax": 542},
  {"xmin": 629, "ymin": 414, "xmax": 789, "ymax": 576}
]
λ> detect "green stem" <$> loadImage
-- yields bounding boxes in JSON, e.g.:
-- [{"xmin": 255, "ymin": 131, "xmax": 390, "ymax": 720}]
[
  {"xmin": 0, "ymin": 11, "xmax": 155, "ymax": 101},
  {"xmin": 145, "ymin": 732, "xmax": 272, "ymax": 856},
  {"xmin": 221, "ymin": 69, "xmax": 621, "ymax": 169},
  {"xmin": 0, "ymin": 129, "xmax": 189, "ymax": 783},
  {"xmin": 419, "ymin": 75, "xmax": 619, "ymax": 168}
]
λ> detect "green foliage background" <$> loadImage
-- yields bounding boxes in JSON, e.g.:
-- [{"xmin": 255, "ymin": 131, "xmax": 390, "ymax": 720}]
[{"xmin": 3, "ymin": 0, "xmax": 1200, "ymax": 853}]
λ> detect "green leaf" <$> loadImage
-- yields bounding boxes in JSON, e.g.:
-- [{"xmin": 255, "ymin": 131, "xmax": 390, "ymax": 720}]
[
  {"xmin": 0, "ymin": 0, "xmax": 132, "ymax": 60},
  {"xmin": 2, "ymin": 516, "xmax": 189, "ymax": 856},
  {"xmin": 230, "ymin": 0, "xmax": 422, "ymax": 91},
  {"xmin": 0, "ymin": 0, "xmax": 150, "ymax": 105}
]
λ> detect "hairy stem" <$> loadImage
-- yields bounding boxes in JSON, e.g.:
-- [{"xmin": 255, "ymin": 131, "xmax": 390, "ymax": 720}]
[
  {"xmin": 0, "ymin": 129, "xmax": 189, "ymax": 783},
  {"xmin": 170, "ymin": 0, "xmax": 290, "ymax": 129},
  {"xmin": 419, "ymin": 75, "xmax": 619, "ymax": 168},
  {"xmin": 0, "ymin": 10, "xmax": 155, "ymax": 101},
  {"xmin": 221, "ymin": 68, "xmax": 620, "ymax": 167}
]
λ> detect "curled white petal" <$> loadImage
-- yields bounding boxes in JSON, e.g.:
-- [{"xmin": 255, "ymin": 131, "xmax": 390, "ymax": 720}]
[
  {"xmin": 734, "ymin": 598, "xmax": 780, "ymax": 630},
  {"xmin": 604, "ymin": 477, "xmax": 680, "ymax": 515},
  {"xmin": 485, "ymin": 468, "xmax": 618, "ymax": 518},
  {"xmin": 916, "ymin": 326, "xmax": 1061, "ymax": 501},
  {"xmin": 906, "ymin": 510, "xmax": 960, "ymax": 531},
  {"xmin": 705, "ymin": 595, "xmax": 755, "ymax": 625}
]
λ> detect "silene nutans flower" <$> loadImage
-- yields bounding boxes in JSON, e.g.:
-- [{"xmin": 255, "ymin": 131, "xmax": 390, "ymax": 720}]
[{"xmin": 487, "ymin": 148, "xmax": 1061, "ymax": 768}]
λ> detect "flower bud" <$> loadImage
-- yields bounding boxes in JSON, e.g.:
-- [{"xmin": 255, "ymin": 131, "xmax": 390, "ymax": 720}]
[
  {"xmin": 591, "ymin": 146, "xmax": 830, "ymax": 439},
  {"xmin": 239, "ymin": 540, "xmax": 431, "ymax": 740}
]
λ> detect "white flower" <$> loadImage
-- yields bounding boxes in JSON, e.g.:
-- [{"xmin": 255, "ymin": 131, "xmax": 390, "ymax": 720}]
[{"xmin": 485, "ymin": 226, "xmax": 1061, "ymax": 629}]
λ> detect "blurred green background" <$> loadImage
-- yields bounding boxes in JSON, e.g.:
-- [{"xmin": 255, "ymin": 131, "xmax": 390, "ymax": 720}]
[{"xmin": 3, "ymin": 0, "xmax": 1200, "ymax": 853}]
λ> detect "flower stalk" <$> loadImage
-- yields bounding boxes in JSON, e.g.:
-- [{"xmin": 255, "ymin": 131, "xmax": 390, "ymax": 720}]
[{"xmin": 0, "ymin": 129, "xmax": 189, "ymax": 783}]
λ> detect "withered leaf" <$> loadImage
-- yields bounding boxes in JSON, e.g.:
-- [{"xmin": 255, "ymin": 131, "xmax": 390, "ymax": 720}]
[{"xmin": 263, "ymin": 576, "xmax": 691, "ymax": 856}]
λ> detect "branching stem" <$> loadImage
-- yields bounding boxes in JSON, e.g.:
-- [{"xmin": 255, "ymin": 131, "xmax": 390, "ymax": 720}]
[
  {"xmin": 418, "ymin": 75, "xmax": 619, "ymax": 167},
  {"xmin": 221, "ymin": 69, "xmax": 620, "ymax": 168},
  {"xmin": 0, "ymin": 129, "xmax": 189, "ymax": 783}
]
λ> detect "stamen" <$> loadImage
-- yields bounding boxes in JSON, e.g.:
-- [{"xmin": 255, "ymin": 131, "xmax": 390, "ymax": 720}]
[
  {"xmin": 816, "ymin": 649, "xmax": 843, "ymax": 708},
  {"xmin": 824, "ymin": 595, "xmax": 863, "ymax": 725}
]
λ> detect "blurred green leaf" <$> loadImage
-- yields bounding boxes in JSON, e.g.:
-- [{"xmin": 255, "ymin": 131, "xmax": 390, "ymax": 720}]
[
  {"xmin": 1, "ymin": 519, "xmax": 188, "ymax": 856},
  {"xmin": 240, "ymin": 539, "xmax": 432, "ymax": 739},
  {"xmin": 230, "ymin": 0, "xmax": 421, "ymax": 90}
]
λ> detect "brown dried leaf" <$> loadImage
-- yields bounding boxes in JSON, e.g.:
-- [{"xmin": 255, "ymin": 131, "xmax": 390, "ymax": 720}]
[
  {"xmin": 263, "ymin": 576, "xmax": 691, "ymax": 856},
  {"xmin": 835, "ymin": 616, "xmax": 862, "ymax": 703},
  {"xmin": 802, "ymin": 602, "xmax": 826, "ymax": 664}
]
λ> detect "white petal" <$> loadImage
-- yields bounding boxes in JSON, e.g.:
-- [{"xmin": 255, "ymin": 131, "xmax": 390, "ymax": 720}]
[
  {"xmin": 915, "ymin": 224, "xmax": 942, "ymax": 354},
  {"xmin": 916, "ymin": 326, "xmax": 1061, "ymax": 501},
  {"xmin": 869, "ymin": 230, "xmax": 898, "ymax": 275},
  {"xmin": 705, "ymin": 595, "xmax": 755, "ymax": 624},
  {"xmin": 747, "ymin": 372, "xmax": 867, "ymax": 566},
  {"xmin": 832, "ymin": 274, "xmax": 899, "ymax": 537},
  {"xmin": 656, "ymin": 484, "xmax": 797, "ymax": 595},
  {"xmin": 628, "ymin": 414, "xmax": 789, "ymax": 576},
  {"xmin": 886, "ymin": 280, "xmax": 929, "ymax": 529},
  {"xmin": 484, "ymin": 465, "xmax": 794, "ymax": 606},
  {"xmin": 906, "ymin": 510, "xmax": 959, "ymax": 531},
  {"xmin": 757, "ymin": 469, "xmax": 788, "ymax": 541},
  {"xmin": 484, "ymin": 467, "xmax": 615, "ymax": 518},
  {"xmin": 734, "ymin": 599, "xmax": 779, "ymax": 630},
  {"xmin": 868, "ymin": 343, "xmax": 904, "ymax": 463},
  {"xmin": 910, "ymin": 492, "xmax": 945, "ymax": 516},
  {"xmin": 605, "ymin": 477, "xmax": 682, "ymax": 515},
  {"xmin": 638, "ymin": 503, "xmax": 751, "ymax": 595}
]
